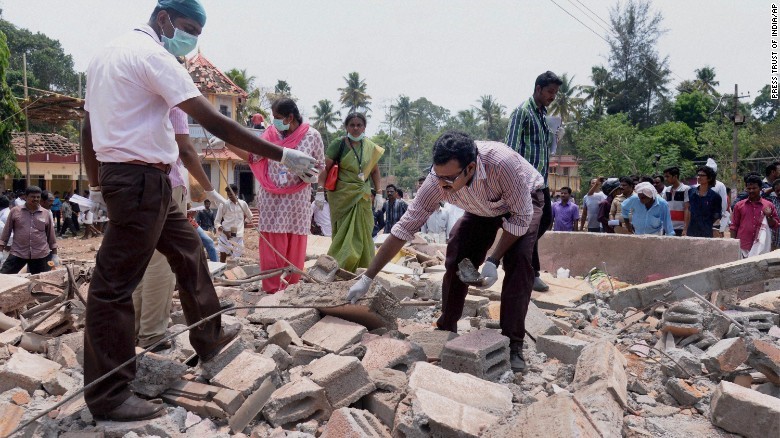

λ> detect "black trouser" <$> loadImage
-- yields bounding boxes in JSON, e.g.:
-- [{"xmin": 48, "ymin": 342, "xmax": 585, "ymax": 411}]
[
  {"xmin": 72, "ymin": 212, "xmax": 80, "ymax": 232},
  {"xmin": 53, "ymin": 210, "xmax": 61, "ymax": 230},
  {"xmin": 84, "ymin": 163, "xmax": 224, "ymax": 415},
  {"xmin": 532, "ymin": 187, "xmax": 552, "ymax": 278},
  {"xmin": 60, "ymin": 217, "xmax": 78, "ymax": 236},
  {"xmin": 0, "ymin": 254, "xmax": 52, "ymax": 275}
]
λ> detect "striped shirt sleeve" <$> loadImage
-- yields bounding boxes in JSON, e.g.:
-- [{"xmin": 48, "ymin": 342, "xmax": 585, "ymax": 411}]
[
  {"xmin": 504, "ymin": 106, "xmax": 525, "ymax": 152},
  {"xmin": 497, "ymin": 158, "xmax": 534, "ymax": 237},
  {"xmin": 169, "ymin": 107, "xmax": 189, "ymax": 135}
]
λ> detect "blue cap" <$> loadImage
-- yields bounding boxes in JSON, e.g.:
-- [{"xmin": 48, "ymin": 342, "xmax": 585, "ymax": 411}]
[{"xmin": 157, "ymin": 0, "xmax": 206, "ymax": 27}]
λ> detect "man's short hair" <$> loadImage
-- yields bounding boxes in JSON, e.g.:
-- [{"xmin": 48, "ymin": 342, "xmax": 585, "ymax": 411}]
[
  {"xmin": 744, "ymin": 172, "xmax": 762, "ymax": 183},
  {"xmin": 228, "ymin": 184, "xmax": 238, "ymax": 193},
  {"xmin": 25, "ymin": 185, "xmax": 42, "ymax": 196},
  {"xmin": 535, "ymin": 71, "xmax": 563, "ymax": 89},
  {"xmin": 204, "ymin": 199, "xmax": 211, "ymax": 204},
  {"xmin": 397, "ymin": 189, "xmax": 404, "ymax": 198},
  {"xmin": 663, "ymin": 167, "xmax": 680, "ymax": 178},
  {"xmin": 41, "ymin": 190, "xmax": 53, "ymax": 201},
  {"xmin": 766, "ymin": 161, "xmax": 780, "ymax": 177},
  {"xmin": 385, "ymin": 184, "xmax": 396, "ymax": 191},
  {"xmin": 432, "ymin": 131, "xmax": 477, "ymax": 170},
  {"xmin": 619, "ymin": 176, "xmax": 634, "ymax": 186},
  {"xmin": 559, "ymin": 186, "xmax": 572, "ymax": 194},
  {"xmin": 745, "ymin": 174, "xmax": 763, "ymax": 186}
]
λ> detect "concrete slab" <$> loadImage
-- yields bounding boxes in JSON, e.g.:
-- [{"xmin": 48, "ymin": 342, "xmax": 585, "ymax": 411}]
[
  {"xmin": 710, "ymin": 380, "xmax": 780, "ymax": 438},
  {"xmin": 301, "ymin": 315, "xmax": 366, "ymax": 353},
  {"xmin": 536, "ymin": 335, "xmax": 589, "ymax": 364},
  {"xmin": 483, "ymin": 393, "xmax": 600, "ymax": 438},
  {"xmin": 305, "ymin": 354, "xmax": 375, "ymax": 409},
  {"xmin": 0, "ymin": 348, "xmax": 61, "ymax": 394},
  {"xmin": 321, "ymin": 407, "xmax": 391, "ymax": 438},
  {"xmin": 211, "ymin": 351, "xmax": 278, "ymax": 397},
  {"xmin": 362, "ymin": 337, "xmax": 427, "ymax": 372},
  {"xmin": 0, "ymin": 275, "xmax": 32, "ymax": 313}
]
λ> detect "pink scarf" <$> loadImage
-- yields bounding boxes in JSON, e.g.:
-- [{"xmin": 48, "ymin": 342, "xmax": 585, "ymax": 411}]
[{"xmin": 250, "ymin": 123, "xmax": 310, "ymax": 195}]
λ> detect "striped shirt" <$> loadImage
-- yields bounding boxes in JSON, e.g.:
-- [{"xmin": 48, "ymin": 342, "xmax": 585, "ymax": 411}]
[
  {"xmin": 505, "ymin": 97, "xmax": 552, "ymax": 185},
  {"xmin": 391, "ymin": 141, "xmax": 544, "ymax": 240},
  {"xmin": 382, "ymin": 199, "xmax": 408, "ymax": 233},
  {"xmin": 662, "ymin": 183, "xmax": 689, "ymax": 231},
  {"xmin": 167, "ymin": 107, "xmax": 189, "ymax": 190}
]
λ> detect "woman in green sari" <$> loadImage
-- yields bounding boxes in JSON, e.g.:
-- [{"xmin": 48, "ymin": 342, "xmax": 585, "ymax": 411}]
[{"xmin": 320, "ymin": 113, "xmax": 384, "ymax": 272}]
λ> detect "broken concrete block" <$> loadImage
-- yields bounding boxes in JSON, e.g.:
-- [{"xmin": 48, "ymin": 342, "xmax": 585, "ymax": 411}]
[
  {"xmin": 484, "ymin": 393, "xmax": 600, "ymax": 438},
  {"xmin": 198, "ymin": 337, "xmax": 251, "ymax": 379},
  {"xmin": 745, "ymin": 337, "xmax": 780, "ymax": 384},
  {"xmin": 363, "ymin": 391, "xmax": 404, "ymax": 430},
  {"xmin": 572, "ymin": 380, "xmax": 623, "ymax": 438},
  {"xmin": 0, "ymin": 401, "xmax": 25, "ymax": 438},
  {"xmin": 665, "ymin": 378, "xmax": 707, "ymax": 406},
  {"xmin": 407, "ymin": 362, "xmax": 512, "ymax": 416},
  {"xmin": 247, "ymin": 307, "xmax": 320, "ymax": 337},
  {"xmin": 439, "ymin": 329, "xmax": 510, "ymax": 381},
  {"xmin": 305, "ymin": 354, "xmax": 375, "ymax": 409},
  {"xmin": 321, "ymin": 407, "xmax": 391, "ymax": 438},
  {"xmin": 461, "ymin": 294, "xmax": 490, "ymax": 318},
  {"xmin": 525, "ymin": 301, "xmax": 563, "ymax": 338},
  {"xmin": 0, "ymin": 274, "xmax": 32, "ymax": 313},
  {"xmin": 260, "ymin": 344, "xmax": 292, "ymax": 371},
  {"xmin": 267, "ymin": 320, "xmax": 303, "ymax": 349},
  {"xmin": 661, "ymin": 300, "xmax": 704, "ymax": 336},
  {"xmin": 47, "ymin": 332, "xmax": 84, "ymax": 368},
  {"xmin": 42, "ymin": 369, "xmax": 80, "ymax": 396},
  {"xmin": 375, "ymin": 273, "xmax": 415, "ymax": 301},
  {"xmin": 211, "ymin": 351, "xmax": 278, "ymax": 397},
  {"xmin": 394, "ymin": 388, "xmax": 500, "ymax": 438},
  {"xmin": 661, "ymin": 349, "xmax": 703, "ymax": 378},
  {"xmin": 212, "ymin": 388, "xmax": 244, "ymax": 416},
  {"xmin": 0, "ymin": 326, "xmax": 22, "ymax": 347},
  {"xmin": 130, "ymin": 350, "xmax": 188, "ymax": 397},
  {"xmin": 0, "ymin": 313, "xmax": 20, "ymax": 331},
  {"xmin": 301, "ymin": 315, "xmax": 366, "ymax": 353},
  {"xmin": 726, "ymin": 309, "xmax": 780, "ymax": 331},
  {"xmin": 740, "ymin": 290, "xmax": 780, "ymax": 312},
  {"xmin": 228, "ymin": 378, "xmax": 275, "ymax": 434},
  {"xmin": 280, "ymin": 281, "xmax": 399, "ymax": 330},
  {"xmin": 571, "ymin": 340, "xmax": 627, "ymax": 408},
  {"xmin": 701, "ymin": 337, "xmax": 748, "ymax": 374},
  {"xmin": 0, "ymin": 348, "xmax": 61, "ymax": 394},
  {"xmin": 407, "ymin": 330, "xmax": 458, "ymax": 362},
  {"xmin": 368, "ymin": 368, "xmax": 408, "ymax": 393},
  {"xmin": 536, "ymin": 335, "xmax": 589, "ymax": 365},
  {"xmin": 710, "ymin": 380, "xmax": 780, "ymax": 438},
  {"xmin": 262, "ymin": 378, "xmax": 332, "ymax": 428},
  {"xmin": 361, "ymin": 337, "xmax": 427, "ymax": 372},
  {"xmin": 287, "ymin": 344, "xmax": 327, "ymax": 367},
  {"xmin": 306, "ymin": 255, "xmax": 340, "ymax": 283}
]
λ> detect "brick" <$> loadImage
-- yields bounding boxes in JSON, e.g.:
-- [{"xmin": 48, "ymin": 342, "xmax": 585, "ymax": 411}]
[
  {"xmin": 701, "ymin": 337, "xmax": 748, "ymax": 374},
  {"xmin": 160, "ymin": 394, "xmax": 221, "ymax": 418},
  {"xmin": 262, "ymin": 378, "xmax": 332, "ymax": 428},
  {"xmin": 375, "ymin": 273, "xmax": 415, "ymax": 301},
  {"xmin": 321, "ymin": 407, "xmax": 391, "ymax": 438},
  {"xmin": 525, "ymin": 301, "xmax": 562, "ymax": 338},
  {"xmin": 440, "ymin": 329, "xmax": 510, "ymax": 381},
  {"xmin": 164, "ymin": 380, "xmax": 219, "ymax": 400},
  {"xmin": 407, "ymin": 330, "xmax": 458, "ymax": 361},
  {"xmin": 287, "ymin": 344, "xmax": 326, "ymax": 366},
  {"xmin": 228, "ymin": 378, "xmax": 275, "ymax": 434},
  {"xmin": 407, "ymin": 362, "xmax": 512, "ymax": 415},
  {"xmin": 571, "ymin": 340, "xmax": 627, "ymax": 408},
  {"xmin": 665, "ymin": 378, "xmax": 708, "ymax": 406},
  {"xmin": 306, "ymin": 255, "xmax": 340, "ymax": 283},
  {"xmin": 745, "ymin": 337, "xmax": 780, "ymax": 384},
  {"xmin": 212, "ymin": 388, "xmax": 244, "ymax": 415},
  {"xmin": 305, "ymin": 354, "xmax": 375, "ymax": 409},
  {"xmin": 260, "ymin": 343, "xmax": 292, "ymax": 370},
  {"xmin": 199, "ymin": 337, "xmax": 251, "ymax": 379},
  {"xmin": 211, "ymin": 351, "xmax": 278, "ymax": 397},
  {"xmin": 301, "ymin": 315, "xmax": 366, "ymax": 353},
  {"xmin": 461, "ymin": 294, "xmax": 490, "ymax": 318},
  {"xmin": 710, "ymin": 380, "xmax": 780, "ymax": 438},
  {"xmin": 0, "ymin": 348, "xmax": 61, "ymax": 394},
  {"xmin": 361, "ymin": 337, "xmax": 427, "ymax": 372},
  {"xmin": 536, "ymin": 335, "xmax": 589, "ymax": 365},
  {"xmin": 43, "ymin": 370, "xmax": 80, "ymax": 396},
  {"xmin": 0, "ymin": 326, "xmax": 22, "ymax": 347},
  {"xmin": 130, "ymin": 350, "xmax": 188, "ymax": 397},
  {"xmin": 0, "ymin": 274, "xmax": 32, "ymax": 313},
  {"xmin": 267, "ymin": 320, "xmax": 303, "ymax": 350},
  {"xmin": 0, "ymin": 401, "xmax": 25, "ymax": 438},
  {"xmin": 484, "ymin": 393, "xmax": 600, "ymax": 438},
  {"xmin": 247, "ymin": 307, "xmax": 320, "ymax": 337}
]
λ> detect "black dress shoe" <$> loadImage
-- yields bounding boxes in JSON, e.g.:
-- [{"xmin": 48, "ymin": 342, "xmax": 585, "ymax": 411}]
[
  {"xmin": 147, "ymin": 340, "xmax": 172, "ymax": 353},
  {"xmin": 199, "ymin": 323, "xmax": 241, "ymax": 363},
  {"xmin": 94, "ymin": 394, "xmax": 165, "ymax": 422}
]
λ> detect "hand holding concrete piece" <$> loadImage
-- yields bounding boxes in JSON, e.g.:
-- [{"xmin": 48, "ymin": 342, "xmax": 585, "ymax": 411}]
[{"xmin": 347, "ymin": 275, "xmax": 373, "ymax": 304}]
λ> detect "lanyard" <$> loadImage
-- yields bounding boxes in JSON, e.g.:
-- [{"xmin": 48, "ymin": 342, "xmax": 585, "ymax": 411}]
[{"xmin": 348, "ymin": 140, "xmax": 364, "ymax": 171}]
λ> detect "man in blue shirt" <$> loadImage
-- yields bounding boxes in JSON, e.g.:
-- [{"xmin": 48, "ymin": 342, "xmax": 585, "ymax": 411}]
[{"xmin": 622, "ymin": 182, "xmax": 674, "ymax": 236}]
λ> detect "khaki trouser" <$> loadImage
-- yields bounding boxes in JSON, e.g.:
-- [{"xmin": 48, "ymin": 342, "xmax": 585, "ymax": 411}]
[{"xmin": 132, "ymin": 185, "xmax": 186, "ymax": 348}]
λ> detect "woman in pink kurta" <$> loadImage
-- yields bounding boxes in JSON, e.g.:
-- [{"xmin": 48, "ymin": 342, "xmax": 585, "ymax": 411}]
[{"xmin": 227, "ymin": 98, "xmax": 324, "ymax": 292}]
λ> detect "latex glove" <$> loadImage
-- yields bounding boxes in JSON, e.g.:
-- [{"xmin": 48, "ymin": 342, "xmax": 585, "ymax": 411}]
[
  {"xmin": 477, "ymin": 261, "xmax": 498, "ymax": 289},
  {"xmin": 89, "ymin": 189, "xmax": 107, "ymax": 210},
  {"xmin": 205, "ymin": 190, "xmax": 228, "ymax": 206},
  {"xmin": 281, "ymin": 148, "xmax": 317, "ymax": 178},
  {"xmin": 300, "ymin": 169, "xmax": 319, "ymax": 184},
  {"xmin": 50, "ymin": 254, "xmax": 61, "ymax": 267},
  {"xmin": 347, "ymin": 275, "xmax": 373, "ymax": 304}
]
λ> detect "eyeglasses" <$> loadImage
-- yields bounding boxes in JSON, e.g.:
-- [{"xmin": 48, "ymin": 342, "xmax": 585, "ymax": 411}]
[{"xmin": 430, "ymin": 167, "xmax": 466, "ymax": 184}]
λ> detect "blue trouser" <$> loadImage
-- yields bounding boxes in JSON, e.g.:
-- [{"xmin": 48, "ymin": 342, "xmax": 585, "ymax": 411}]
[{"xmin": 196, "ymin": 226, "xmax": 218, "ymax": 262}]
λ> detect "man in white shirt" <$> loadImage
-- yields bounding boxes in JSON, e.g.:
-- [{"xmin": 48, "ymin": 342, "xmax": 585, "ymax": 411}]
[
  {"xmin": 311, "ymin": 190, "xmax": 332, "ymax": 237},
  {"xmin": 421, "ymin": 201, "xmax": 451, "ymax": 243},
  {"xmin": 215, "ymin": 184, "xmax": 253, "ymax": 262},
  {"xmin": 80, "ymin": 0, "xmax": 318, "ymax": 422}
]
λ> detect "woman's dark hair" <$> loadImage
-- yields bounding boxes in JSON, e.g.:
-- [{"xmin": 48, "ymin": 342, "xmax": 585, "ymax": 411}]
[
  {"xmin": 271, "ymin": 98, "xmax": 303, "ymax": 124},
  {"xmin": 344, "ymin": 112, "xmax": 367, "ymax": 127},
  {"xmin": 432, "ymin": 131, "xmax": 477, "ymax": 169},
  {"xmin": 0, "ymin": 196, "xmax": 9, "ymax": 210},
  {"xmin": 697, "ymin": 166, "xmax": 716, "ymax": 186}
]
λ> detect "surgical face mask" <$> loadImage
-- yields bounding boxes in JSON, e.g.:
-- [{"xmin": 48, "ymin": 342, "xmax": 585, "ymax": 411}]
[
  {"xmin": 347, "ymin": 133, "xmax": 365, "ymax": 142},
  {"xmin": 161, "ymin": 16, "xmax": 198, "ymax": 56},
  {"xmin": 273, "ymin": 118, "xmax": 290, "ymax": 131}
]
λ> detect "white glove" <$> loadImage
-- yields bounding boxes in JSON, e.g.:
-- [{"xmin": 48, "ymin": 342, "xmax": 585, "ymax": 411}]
[
  {"xmin": 50, "ymin": 254, "xmax": 61, "ymax": 267},
  {"xmin": 281, "ymin": 148, "xmax": 317, "ymax": 178},
  {"xmin": 205, "ymin": 190, "xmax": 228, "ymax": 206},
  {"xmin": 0, "ymin": 250, "xmax": 7, "ymax": 266},
  {"xmin": 347, "ymin": 275, "xmax": 373, "ymax": 304},
  {"xmin": 314, "ymin": 191, "xmax": 325, "ymax": 209},
  {"xmin": 477, "ymin": 261, "xmax": 498, "ymax": 289},
  {"xmin": 300, "ymin": 170, "xmax": 319, "ymax": 184},
  {"xmin": 89, "ymin": 189, "xmax": 107, "ymax": 210}
]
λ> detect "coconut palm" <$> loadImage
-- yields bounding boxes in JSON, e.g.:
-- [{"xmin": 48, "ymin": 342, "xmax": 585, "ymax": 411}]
[
  {"xmin": 224, "ymin": 68, "xmax": 264, "ymax": 124},
  {"xmin": 455, "ymin": 108, "xmax": 482, "ymax": 138},
  {"xmin": 694, "ymin": 66, "xmax": 719, "ymax": 96},
  {"xmin": 274, "ymin": 80, "xmax": 292, "ymax": 96},
  {"xmin": 581, "ymin": 65, "xmax": 611, "ymax": 117},
  {"xmin": 474, "ymin": 95, "xmax": 505, "ymax": 141},
  {"xmin": 548, "ymin": 73, "xmax": 583, "ymax": 123},
  {"xmin": 338, "ymin": 72, "xmax": 372, "ymax": 114},
  {"xmin": 390, "ymin": 95, "xmax": 414, "ymax": 135},
  {"xmin": 310, "ymin": 99, "xmax": 341, "ymax": 143}
]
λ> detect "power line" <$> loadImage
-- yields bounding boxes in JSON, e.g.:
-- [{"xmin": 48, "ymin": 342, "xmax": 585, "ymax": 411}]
[
  {"xmin": 566, "ymin": 0, "xmax": 611, "ymax": 34},
  {"xmin": 574, "ymin": 0, "xmax": 612, "ymax": 29}
]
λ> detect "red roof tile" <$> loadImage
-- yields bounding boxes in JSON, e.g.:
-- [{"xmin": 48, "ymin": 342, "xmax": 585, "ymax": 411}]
[
  {"xmin": 11, "ymin": 132, "xmax": 79, "ymax": 156},
  {"xmin": 187, "ymin": 52, "xmax": 248, "ymax": 99}
]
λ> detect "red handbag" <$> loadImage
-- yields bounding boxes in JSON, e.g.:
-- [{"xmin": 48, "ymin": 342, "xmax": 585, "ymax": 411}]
[{"xmin": 324, "ymin": 139, "xmax": 346, "ymax": 191}]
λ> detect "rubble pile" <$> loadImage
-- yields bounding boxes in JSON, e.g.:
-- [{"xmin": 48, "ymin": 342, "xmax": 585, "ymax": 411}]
[{"xmin": 0, "ymin": 245, "xmax": 779, "ymax": 438}]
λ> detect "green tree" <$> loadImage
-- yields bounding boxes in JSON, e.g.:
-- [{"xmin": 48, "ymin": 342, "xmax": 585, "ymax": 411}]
[
  {"xmin": 0, "ymin": 30, "xmax": 22, "ymax": 175},
  {"xmin": 581, "ymin": 65, "xmax": 611, "ymax": 118},
  {"xmin": 274, "ymin": 80, "xmax": 291, "ymax": 96},
  {"xmin": 697, "ymin": 119, "xmax": 759, "ymax": 185},
  {"xmin": 694, "ymin": 66, "xmax": 720, "ymax": 96},
  {"xmin": 475, "ymin": 95, "xmax": 505, "ymax": 141},
  {"xmin": 753, "ymin": 84, "xmax": 780, "ymax": 123},
  {"xmin": 310, "ymin": 99, "xmax": 341, "ymax": 144},
  {"xmin": 673, "ymin": 90, "xmax": 714, "ymax": 130},
  {"xmin": 645, "ymin": 121, "xmax": 698, "ymax": 167},
  {"xmin": 338, "ymin": 72, "xmax": 371, "ymax": 114},
  {"xmin": 549, "ymin": 73, "xmax": 582, "ymax": 123},
  {"xmin": 445, "ymin": 108, "xmax": 483, "ymax": 138},
  {"xmin": 224, "ymin": 68, "xmax": 264, "ymax": 124},
  {"xmin": 390, "ymin": 95, "xmax": 413, "ymax": 135}
]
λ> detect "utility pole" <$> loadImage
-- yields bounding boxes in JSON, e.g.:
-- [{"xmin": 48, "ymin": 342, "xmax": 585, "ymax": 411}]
[
  {"xmin": 78, "ymin": 73, "xmax": 83, "ymax": 194},
  {"xmin": 730, "ymin": 84, "xmax": 750, "ymax": 195},
  {"xmin": 23, "ymin": 53, "xmax": 30, "ymax": 186}
]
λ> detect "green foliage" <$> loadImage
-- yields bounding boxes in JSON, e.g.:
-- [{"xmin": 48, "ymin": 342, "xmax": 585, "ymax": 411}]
[
  {"xmin": 645, "ymin": 121, "xmax": 698, "ymax": 163},
  {"xmin": 338, "ymin": 72, "xmax": 371, "ymax": 114},
  {"xmin": 310, "ymin": 99, "xmax": 341, "ymax": 144},
  {"xmin": 673, "ymin": 90, "xmax": 714, "ymax": 130},
  {"xmin": 753, "ymin": 84, "xmax": 780, "ymax": 123},
  {"xmin": 0, "ymin": 30, "xmax": 22, "ymax": 176},
  {"xmin": 224, "ymin": 68, "xmax": 264, "ymax": 124},
  {"xmin": 696, "ymin": 119, "xmax": 758, "ymax": 184},
  {"xmin": 474, "ymin": 95, "xmax": 505, "ymax": 141}
]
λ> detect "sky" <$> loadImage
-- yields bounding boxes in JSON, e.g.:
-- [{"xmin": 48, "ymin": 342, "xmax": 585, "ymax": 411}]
[{"xmin": 0, "ymin": 0, "xmax": 771, "ymax": 135}]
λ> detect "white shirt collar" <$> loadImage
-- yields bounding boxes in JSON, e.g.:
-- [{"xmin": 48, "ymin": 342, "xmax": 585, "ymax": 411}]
[{"xmin": 135, "ymin": 24, "xmax": 163, "ymax": 46}]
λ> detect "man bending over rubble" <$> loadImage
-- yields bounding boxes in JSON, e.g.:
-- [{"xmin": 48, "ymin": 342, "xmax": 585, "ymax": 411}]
[
  {"xmin": 80, "ymin": 0, "xmax": 318, "ymax": 422},
  {"xmin": 348, "ymin": 131, "xmax": 544, "ymax": 371}
]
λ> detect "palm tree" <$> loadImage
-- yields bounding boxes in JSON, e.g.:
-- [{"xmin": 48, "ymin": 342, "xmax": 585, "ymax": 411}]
[
  {"xmin": 310, "ymin": 99, "xmax": 341, "ymax": 144},
  {"xmin": 474, "ymin": 95, "xmax": 505, "ymax": 141},
  {"xmin": 548, "ymin": 73, "xmax": 583, "ymax": 123},
  {"xmin": 676, "ymin": 80, "xmax": 697, "ymax": 94},
  {"xmin": 694, "ymin": 66, "xmax": 719, "ymax": 96},
  {"xmin": 225, "ymin": 68, "xmax": 264, "ymax": 124},
  {"xmin": 581, "ymin": 65, "xmax": 611, "ymax": 117},
  {"xmin": 338, "ymin": 72, "xmax": 372, "ymax": 114},
  {"xmin": 274, "ymin": 80, "xmax": 292, "ymax": 96},
  {"xmin": 456, "ymin": 109, "xmax": 481, "ymax": 138},
  {"xmin": 390, "ymin": 95, "xmax": 414, "ymax": 135}
]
